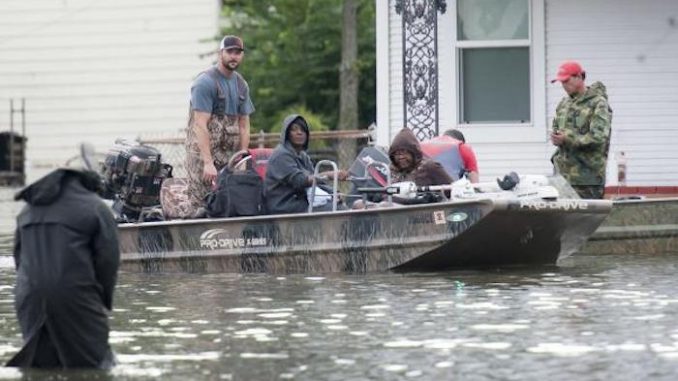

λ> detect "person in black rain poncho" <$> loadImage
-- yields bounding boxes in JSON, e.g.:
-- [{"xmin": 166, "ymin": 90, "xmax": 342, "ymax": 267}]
[{"xmin": 7, "ymin": 168, "xmax": 120, "ymax": 369}]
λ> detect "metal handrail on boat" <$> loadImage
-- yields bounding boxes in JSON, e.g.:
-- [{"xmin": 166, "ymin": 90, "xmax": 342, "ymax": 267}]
[{"xmin": 309, "ymin": 160, "xmax": 339, "ymax": 213}]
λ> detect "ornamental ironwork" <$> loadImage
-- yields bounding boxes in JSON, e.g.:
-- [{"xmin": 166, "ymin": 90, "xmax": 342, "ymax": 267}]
[{"xmin": 395, "ymin": 0, "xmax": 446, "ymax": 141}]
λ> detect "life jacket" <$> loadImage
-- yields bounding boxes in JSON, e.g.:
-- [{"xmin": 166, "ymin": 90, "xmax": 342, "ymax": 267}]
[{"xmin": 420, "ymin": 137, "xmax": 466, "ymax": 181}]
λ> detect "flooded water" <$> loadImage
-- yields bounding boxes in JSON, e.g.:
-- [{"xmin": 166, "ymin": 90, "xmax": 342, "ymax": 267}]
[{"xmin": 1, "ymin": 188, "xmax": 678, "ymax": 380}]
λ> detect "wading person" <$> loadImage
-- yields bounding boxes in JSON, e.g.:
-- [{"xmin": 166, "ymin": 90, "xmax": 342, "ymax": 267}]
[
  {"xmin": 550, "ymin": 60, "xmax": 612, "ymax": 199},
  {"xmin": 184, "ymin": 35, "xmax": 255, "ymax": 217},
  {"xmin": 7, "ymin": 168, "xmax": 120, "ymax": 369},
  {"xmin": 264, "ymin": 114, "xmax": 348, "ymax": 214}
]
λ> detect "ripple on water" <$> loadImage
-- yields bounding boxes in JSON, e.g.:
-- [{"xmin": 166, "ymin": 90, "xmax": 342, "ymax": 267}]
[
  {"xmin": 116, "ymin": 352, "xmax": 221, "ymax": 362},
  {"xmin": 0, "ymin": 256, "xmax": 14, "ymax": 269},
  {"xmin": 239, "ymin": 352, "xmax": 289, "ymax": 359},
  {"xmin": 234, "ymin": 327, "xmax": 272, "ymax": 336},
  {"xmin": 0, "ymin": 367, "xmax": 22, "ymax": 379},
  {"xmin": 226, "ymin": 307, "xmax": 294, "ymax": 313},
  {"xmin": 333, "ymin": 358, "xmax": 356, "ymax": 365},
  {"xmin": 257, "ymin": 312, "xmax": 293, "ymax": 319},
  {"xmin": 0, "ymin": 344, "xmax": 20, "ymax": 357},
  {"xmin": 462, "ymin": 342, "xmax": 512, "ymax": 350},
  {"xmin": 145, "ymin": 306, "xmax": 177, "ymax": 312},
  {"xmin": 527, "ymin": 343, "xmax": 598, "ymax": 356},
  {"xmin": 110, "ymin": 330, "xmax": 198, "ymax": 339},
  {"xmin": 360, "ymin": 304, "xmax": 390, "ymax": 310},
  {"xmin": 470, "ymin": 324, "xmax": 530, "ymax": 332},
  {"xmin": 381, "ymin": 364, "xmax": 408, "ymax": 372}
]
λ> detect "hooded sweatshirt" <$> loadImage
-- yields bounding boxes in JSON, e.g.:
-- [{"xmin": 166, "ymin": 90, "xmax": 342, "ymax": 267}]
[
  {"xmin": 8, "ymin": 169, "xmax": 119, "ymax": 369},
  {"xmin": 264, "ymin": 114, "xmax": 316, "ymax": 214},
  {"xmin": 551, "ymin": 81, "xmax": 612, "ymax": 186},
  {"xmin": 388, "ymin": 128, "xmax": 452, "ymax": 186}
]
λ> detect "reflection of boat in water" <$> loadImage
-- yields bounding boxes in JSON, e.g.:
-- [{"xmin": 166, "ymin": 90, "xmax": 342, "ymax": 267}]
[
  {"xmin": 119, "ymin": 196, "xmax": 612, "ymax": 273},
  {"xmin": 583, "ymin": 197, "xmax": 678, "ymax": 255}
]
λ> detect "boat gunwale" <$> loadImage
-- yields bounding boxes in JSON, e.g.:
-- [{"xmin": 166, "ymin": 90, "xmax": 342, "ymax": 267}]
[
  {"xmin": 611, "ymin": 197, "xmax": 678, "ymax": 205},
  {"xmin": 118, "ymin": 198, "xmax": 497, "ymax": 229},
  {"xmin": 118, "ymin": 197, "xmax": 612, "ymax": 230}
]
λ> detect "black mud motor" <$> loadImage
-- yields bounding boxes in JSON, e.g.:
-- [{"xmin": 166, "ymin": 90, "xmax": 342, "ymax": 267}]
[{"xmin": 101, "ymin": 140, "xmax": 173, "ymax": 222}]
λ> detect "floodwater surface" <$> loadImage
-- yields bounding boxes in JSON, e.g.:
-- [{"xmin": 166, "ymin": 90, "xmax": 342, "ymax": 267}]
[{"xmin": 1, "ymin": 189, "xmax": 678, "ymax": 380}]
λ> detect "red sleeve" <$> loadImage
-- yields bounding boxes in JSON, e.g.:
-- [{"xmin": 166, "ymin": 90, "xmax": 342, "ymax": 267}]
[{"xmin": 458, "ymin": 144, "xmax": 478, "ymax": 172}]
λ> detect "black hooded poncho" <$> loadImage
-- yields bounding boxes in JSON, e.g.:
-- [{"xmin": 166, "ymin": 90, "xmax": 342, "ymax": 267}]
[{"xmin": 7, "ymin": 169, "xmax": 120, "ymax": 369}]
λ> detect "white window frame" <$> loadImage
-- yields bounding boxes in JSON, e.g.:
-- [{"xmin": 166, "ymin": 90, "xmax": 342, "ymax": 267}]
[{"xmin": 439, "ymin": 0, "xmax": 546, "ymax": 143}]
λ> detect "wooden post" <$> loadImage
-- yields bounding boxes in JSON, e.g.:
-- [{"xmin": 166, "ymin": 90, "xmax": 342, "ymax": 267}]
[{"xmin": 258, "ymin": 130, "xmax": 265, "ymax": 148}]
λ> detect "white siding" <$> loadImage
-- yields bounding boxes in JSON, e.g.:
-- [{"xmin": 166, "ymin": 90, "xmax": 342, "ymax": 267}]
[
  {"xmin": 387, "ymin": 3, "xmax": 404, "ymax": 145},
  {"xmin": 380, "ymin": 0, "xmax": 551, "ymax": 182},
  {"xmin": 379, "ymin": 0, "xmax": 678, "ymax": 185},
  {"xmin": 546, "ymin": 0, "xmax": 678, "ymax": 186},
  {"xmin": 0, "ymin": 0, "xmax": 220, "ymax": 181}
]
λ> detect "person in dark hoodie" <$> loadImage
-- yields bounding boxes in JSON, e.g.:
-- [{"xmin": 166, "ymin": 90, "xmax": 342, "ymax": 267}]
[
  {"xmin": 389, "ymin": 128, "xmax": 452, "ymax": 186},
  {"xmin": 264, "ymin": 114, "xmax": 348, "ymax": 214},
  {"xmin": 7, "ymin": 168, "xmax": 120, "ymax": 369},
  {"xmin": 353, "ymin": 128, "xmax": 453, "ymax": 209}
]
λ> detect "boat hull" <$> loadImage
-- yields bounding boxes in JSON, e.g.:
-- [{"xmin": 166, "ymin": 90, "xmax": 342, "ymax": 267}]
[
  {"xmin": 583, "ymin": 197, "xmax": 678, "ymax": 255},
  {"xmin": 118, "ymin": 198, "xmax": 611, "ymax": 273}
]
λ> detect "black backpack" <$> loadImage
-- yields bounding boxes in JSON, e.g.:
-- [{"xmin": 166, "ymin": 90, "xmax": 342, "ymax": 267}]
[{"xmin": 205, "ymin": 159, "xmax": 264, "ymax": 218}]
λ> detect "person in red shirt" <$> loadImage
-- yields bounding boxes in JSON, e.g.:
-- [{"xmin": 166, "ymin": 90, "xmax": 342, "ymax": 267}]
[{"xmin": 421, "ymin": 129, "xmax": 479, "ymax": 183}]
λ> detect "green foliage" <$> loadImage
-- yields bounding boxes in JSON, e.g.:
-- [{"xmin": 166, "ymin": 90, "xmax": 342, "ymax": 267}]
[
  {"xmin": 270, "ymin": 104, "xmax": 329, "ymax": 149},
  {"xmin": 221, "ymin": 0, "xmax": 376, "ymax": 133},
  {"xmin": 270, "ymin": 104, "xmax": 329, "ymax": 134}
]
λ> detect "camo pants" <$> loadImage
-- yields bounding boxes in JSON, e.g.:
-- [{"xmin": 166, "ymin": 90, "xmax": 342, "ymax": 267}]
[
  {"xmin": 182, "ymin": 115, "xmax": 241, "ymax": 217},
  {"xmin": 572, "ymin": 185, "xmax": 605, "ymax": 200}
]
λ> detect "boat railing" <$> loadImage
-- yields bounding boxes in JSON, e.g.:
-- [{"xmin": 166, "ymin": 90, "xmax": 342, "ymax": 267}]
[{"xmin": 309, "ymin": 160, "xmax": 339, "ymax": 213}]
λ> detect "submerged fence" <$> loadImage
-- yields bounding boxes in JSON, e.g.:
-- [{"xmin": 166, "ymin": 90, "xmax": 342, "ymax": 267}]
[{"xmin": 137, "ymin": 128, "xmax": 374, "ymax": 178}]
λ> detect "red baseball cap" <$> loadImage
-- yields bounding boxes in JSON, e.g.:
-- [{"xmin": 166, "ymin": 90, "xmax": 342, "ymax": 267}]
[{"xmin": 551, "ymin": 60, "xmax": 584, "ymax": 83}]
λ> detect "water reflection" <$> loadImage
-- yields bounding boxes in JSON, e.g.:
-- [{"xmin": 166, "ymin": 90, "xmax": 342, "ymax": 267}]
[{"xmin": 1, "ymin": 255, "xmax": 678, "ymax": 380}]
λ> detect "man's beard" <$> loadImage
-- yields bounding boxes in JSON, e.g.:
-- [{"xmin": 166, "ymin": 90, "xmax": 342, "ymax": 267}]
[{"xmin": 222, "ymin": 58, "xmax": 239, "ymax": 71}]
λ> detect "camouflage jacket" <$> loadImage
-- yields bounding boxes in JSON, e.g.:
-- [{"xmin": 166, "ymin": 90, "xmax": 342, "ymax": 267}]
[{"xmin": 551, "ymin": 81, "xmax": 612, "ymax": 186}]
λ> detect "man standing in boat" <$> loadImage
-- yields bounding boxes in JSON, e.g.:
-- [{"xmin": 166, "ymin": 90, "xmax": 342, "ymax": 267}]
[
  {"xmin": 550, "ymin": 60, "xmax": 612, "ymax": 199},
  {"xmin": 184, "ymin": 35, "xmax": 255, "ymax": 217}
]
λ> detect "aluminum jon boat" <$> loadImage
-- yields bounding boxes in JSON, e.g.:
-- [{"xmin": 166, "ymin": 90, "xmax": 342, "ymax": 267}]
[
  {"xmin": 79, "ymin": 142, "xmax": 611, "ymax": 273},
  {"xmin": 118, "ymin": 196, "xmax": 612, "ymax": 273}
]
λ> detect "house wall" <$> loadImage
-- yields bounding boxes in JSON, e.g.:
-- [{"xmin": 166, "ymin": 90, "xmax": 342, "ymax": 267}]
[
  {"xmin": 378, "ymin": 0, "xmax": 678, "ymax": 186},
  {"xmin": 546, "ymin": 0, "xmax": 678, "ymax": 186},
  {"xmin": 0, "ymin": 0, "xmax": 220, "ymax": 181}
]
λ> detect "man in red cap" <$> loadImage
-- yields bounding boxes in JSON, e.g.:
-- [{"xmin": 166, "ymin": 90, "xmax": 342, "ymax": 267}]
[
  {"xmin": 181, "ymin": 35, "xmax": 255, "ymax": 218},
  {"xmin": 550, "ymin": 60, "xmax": 612, "ymax": 199}
]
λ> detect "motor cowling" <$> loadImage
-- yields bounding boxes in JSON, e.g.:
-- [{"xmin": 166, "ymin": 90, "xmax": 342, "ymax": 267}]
[{"xmin": 101, "ymin": 140, "xmax": 172, "ymax": 221}]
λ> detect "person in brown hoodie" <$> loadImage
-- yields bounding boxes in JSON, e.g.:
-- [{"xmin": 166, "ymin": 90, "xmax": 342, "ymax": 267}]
[
  {"xmin": 354, "ymin": 128, "xmax": 452, "ymax": 208},
  {"xmin": 389, "ymin": 128, "xmax": 452, "ymax": 186}
]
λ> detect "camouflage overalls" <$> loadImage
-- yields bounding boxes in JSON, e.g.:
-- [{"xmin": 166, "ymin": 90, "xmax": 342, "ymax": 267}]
[
  {"xmin": 551, "ymin": 81, "xmax": 612, "ymax": 199},
  {"xmin": 184, "ymin": 68, "xmax": 246, "ymax": 217}
]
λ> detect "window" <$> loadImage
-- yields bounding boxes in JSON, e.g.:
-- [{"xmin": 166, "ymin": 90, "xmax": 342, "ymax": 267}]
[{"xmin": 457, "ymin": 0, "xmax": 531, "ymax": 124}]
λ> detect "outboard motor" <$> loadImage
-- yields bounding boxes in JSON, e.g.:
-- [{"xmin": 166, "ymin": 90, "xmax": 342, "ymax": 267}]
[{"xmin": 101, "ymin": 140, "xmax": 173, "ymax": 222}]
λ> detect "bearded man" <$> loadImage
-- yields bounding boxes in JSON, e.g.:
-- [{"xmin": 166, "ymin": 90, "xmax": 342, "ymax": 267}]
[{"xmin": 183, "ymin": 35, "xmax": 255, "ymax": 217}]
